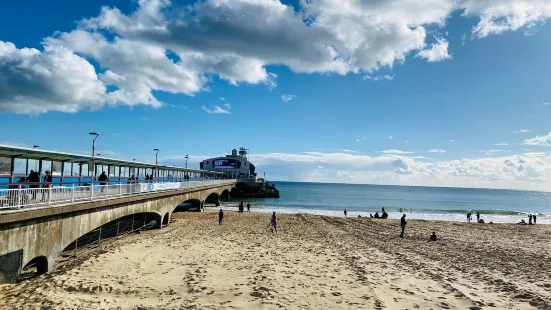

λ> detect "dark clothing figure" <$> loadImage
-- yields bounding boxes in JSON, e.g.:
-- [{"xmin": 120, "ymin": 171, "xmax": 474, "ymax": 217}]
[
  {"xmin": 271, "ymin": 212, "xmax": 277, "ymax": 233},
  {"xmin": 42, "ymin": 171, "xmax": 53, "ymax": 201},
  {"xmin": 467, "ymin": 212, "xmax": 472, "ymax": 223},
  {"xmin": 382, "ymin": 207, "xmax": 385, "ymax": 213},
  {"xmin": 429, "ymin": 232, "xmax": 437, "ymax": 242},
  {"xmin": 98, "ymin": 172, "xmax": 108, "ymax": 185},
  {"xmin": 399, "ymin": 208, "xmax": 403, "ymax": 213},
  {"xmin": 476, "ymin": 212, "xmax": 480, "ymax": 222},
  {"xmin": 400, "ymin": 214, "xmax": 407, "ymax": 238},
  {"xmin": 374, "ymin": 212, "xmax": 380, "ymax": 218},
  {"xmin": 370, "ymin": 213, "xmax": 373, "ymax": 218},
  {"xmin": 218, "ymin": 209, "xmax": 224, "ymax": 225},
  {"xmin": 381, "ymin": 212, "xmax": 388, "ymax": 219},
  {"xmin": 478, "ymin": 219, "xmax": 485, "ymax": 224},
  {"xmin": 529, "ymin": 214, "xmax": 533, "ymax": 225},
  {"xmin": 239, "ymin": 202, "xmax": 244, "ymax": 213},
  {"xmin": 533, "ymin": 214, "xmax": 537, "ymax": 224},
  {"xmin": 247, "ymin": 203, "xmax": 251, "ymax": 213},
  {"xmin": 344, "ymin": 209, "xmax": 348, "ymax": 217},
  {"xmin": 518, "ymin": 219, "xmax": 527, "ymax": 225}
]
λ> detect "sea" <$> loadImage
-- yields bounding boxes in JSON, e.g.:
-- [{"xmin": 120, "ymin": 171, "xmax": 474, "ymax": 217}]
[{"xmin": 224, "ymin": 181, "xmax": 551, "ymax": 224}]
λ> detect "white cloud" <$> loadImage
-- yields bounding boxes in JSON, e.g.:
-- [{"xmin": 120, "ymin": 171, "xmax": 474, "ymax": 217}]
[
  {"xmin": 341, "ymin": 149, "xmax": 357, "ymax": 153},
  {"xmin": 428, "ymin": 149, "xmax": 447, "ymax": 153},
  {"xmin": 281, "ymin": 94, "xmax": 296, "ymax": 102},
  {"xmin": 202, "ymin": 105, "xmax": 231, "ymax": 114},
  {"xmin": 543, "ymin": 102, "xmax": 550, "ymax": 106},
  {"xmin": 449, "ymin": 140, "xmax": 454, "ymax": 143},
  {"xmin": 416, "ymin": 37, "xmax": 452, "ymax": 62},
  {"xmin": 356, "ymin": 137, "xmax": 367, "ymax": 143},
  {"xmin": 381, "ymin": 149, "xmax": 413, "ymax": 155},
  {"xmin": 405, "ymin": 140, "xmax": 409, "ymax": 144},
  {"xmin": 384, "ymin": 136, "xmax": 394, "ymax": 140},
  {"xmin": 223, "ymin": 103, "xmax": 231, "ymax": 109},
  {"xmin": 524, "ymin": 132, "xmax": 551, "ymax": 146},
  {"xmin": 2, "ymin": 0, "xmax": 551, "ymax": 114},
  {"xmin": 480, "ymin": 149, "xmax": 508, "ymax": 155},
  {"xmin": 219, "ymin": 96, "xmax": 226, "ymax": 101},
  {"xmin": 363, "ymin": 74, "xmax": 394, "ymax": 81},
  {"xmin": 318, "ymin": 165, "xmax": 325, "ymax": 169},
  {"xmin": 512, "ymin": 129, "xmax": 532, "ymax": 133},
  {"xmin": 493, "ymin": 143, "xmax": 509, "ymax": 146}
]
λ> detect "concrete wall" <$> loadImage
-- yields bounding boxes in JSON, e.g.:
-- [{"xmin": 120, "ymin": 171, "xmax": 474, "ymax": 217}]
[{"xmin": 0, "ymin": 184, "xmax": 234, "ymax": 283}]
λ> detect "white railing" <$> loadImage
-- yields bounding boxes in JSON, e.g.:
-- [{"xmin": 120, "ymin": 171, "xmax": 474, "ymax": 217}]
[{"xmin": 0, "ymin": 179, "xmax": 235, "ymax": 210}]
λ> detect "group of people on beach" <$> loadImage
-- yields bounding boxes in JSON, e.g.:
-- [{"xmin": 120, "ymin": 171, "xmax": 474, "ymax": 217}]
[
  {"xmin": 217, "ymin": 203, "xmax": 278, "ymax": 233},
  {"xmin": 517, "ymin": 213, "xmax": 538, "ymax": 225},
  {"xmin": 467, "ymin": 211, "xmax": 485, "ymax": 223}
]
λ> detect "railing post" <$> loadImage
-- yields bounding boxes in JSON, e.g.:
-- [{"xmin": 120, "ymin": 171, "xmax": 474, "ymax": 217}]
[
  {"xmin": 17, "ymin": 185, "xmax": 21, "ymax": 209},
  {"xmin": 71, "ymin": 183, "xmax": 75, "ymax": 202},
  {"xmin": 90, "ymin": 183, "xmax": 94, "ymax": 200},
  {"xmin": 48, "ymin": 187, "xmax": 52, "ymax": 205}
]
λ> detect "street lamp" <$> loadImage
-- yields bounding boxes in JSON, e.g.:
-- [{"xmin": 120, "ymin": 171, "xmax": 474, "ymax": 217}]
[
  {"xmin": 89, "ymin": 132, "xmax": 99, "ymax": 179},
  {"xmin": 185, "ymin": 155, "xmax": 189, "ymax": 169},
  {"xmin": 153, "ymin": 148, "xmax": 159, "ymax": 181}
]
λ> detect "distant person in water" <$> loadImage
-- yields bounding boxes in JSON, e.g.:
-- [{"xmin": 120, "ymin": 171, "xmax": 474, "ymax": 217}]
[
  {"xmin": 344, "ymin": 209, "xmax": 348, "ymax": 217},
  {"xmin": 399, "ymin": 208, "xmax": 403, "ymax": 213},
  {"xmin": 429, "ymin": 232, "xmax": 437, "ymax": 242},
  {"xmin": 400, "ymin": 214, "xmax": 407, "ymax": 238},
  {"xmin": 467, "ymin": 212, "xmax": 472, "ymax": 223},
  {"xmin": 247, "ymin": 203, "xmax": 251, "ymax": 213},
  {"xmin": 476, "ymin": 212, "xmax": 480, "ymax": 222},
  {"xmin": 374, "ymin": 212, "xmax": 380, "ymax": 219},
  {"xmin": 270, "ymin": 212, "xmax": 277, "ymax": 233},
  {"xmin": 218, "ymin": 209, "xmax": 224, "ymax": 225}
]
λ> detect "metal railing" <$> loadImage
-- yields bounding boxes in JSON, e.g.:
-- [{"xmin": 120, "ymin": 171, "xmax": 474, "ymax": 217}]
[{"xmin": 0, "ymin": 179, "xmax": 235, "ymax": 210}]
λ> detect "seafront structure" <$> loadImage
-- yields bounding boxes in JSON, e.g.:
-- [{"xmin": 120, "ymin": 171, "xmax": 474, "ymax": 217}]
[{"xmin": 0, "ymin": 145, "xmax": 237, "ymax": 283}]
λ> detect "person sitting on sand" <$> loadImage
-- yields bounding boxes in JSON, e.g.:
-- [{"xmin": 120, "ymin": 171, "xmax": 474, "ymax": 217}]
[
  {"xmin": 270, "ymin": 212, "xmax": 277, "ymax": 233},
  {"xmin": 357, "ymin": 215, "xmax": 361, "ymax": 218},
  {"xmin": 374, "ymin": 212, "xmax": 380, "ymax": 219},
  {"xmin": 218, "ymin": 209, "xmax": 224, "ymax": 225},
  {"xmin": 381, "ymin": 212, "xmax": 388, "ymax": 219},
  {"xmin": 429, "ymin": 232, "xmax": 437, "ymax": 242},
  {"xmin": 478, "ymin": 219, "xmax": 485, "ymax": 224},
  {"xmin": 517, "ymin": 219, "xmax": 527, "ymax": 225}
]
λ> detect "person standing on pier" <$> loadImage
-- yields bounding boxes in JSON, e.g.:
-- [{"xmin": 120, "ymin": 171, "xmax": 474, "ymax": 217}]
[
  {"xmin": 42, "ymin": 170, "xmax": 52, "ymax": 202},
  {"xmin": 218, "ymin": 209, "xmax": 224, "ymax": 225}
]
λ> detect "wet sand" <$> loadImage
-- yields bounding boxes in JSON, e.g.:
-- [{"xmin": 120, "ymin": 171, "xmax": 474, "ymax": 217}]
[{"xmin": 1, "ymin": 211, "xmax": 551, "ymax": 309}]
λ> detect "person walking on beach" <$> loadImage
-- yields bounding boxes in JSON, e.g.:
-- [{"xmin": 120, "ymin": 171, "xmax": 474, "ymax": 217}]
[
  {"xmin": 247, "ymin": 203, "xmax": 251, "ymax": 213},
  {"xmin": 400, "ymin": 214, "xmax": 407, "ymax": 238},
  {"xmin": 529, "ymin": 214, "xmax": 533, "ymax": 225},
  {"xmin": 218, "ymin": 209, "xmax": 224, "ymax": 225},
  {"xmin": 476, "ymin": 212, "xmax": 480, "ymax": 222},
  {"xmin": 344, "ymin": 209, "xmax": 348, "ymax": 217},
  {"xmin": 467, "ymin": 212, "xmax": 472, "ymax": 223},
  {"xmin": 533, "ymin": 214, "xmax": 537, "ymax": 224},
  {"xmin": 270, "ymin": 212, "xmax": 277, "ymax": 233}
]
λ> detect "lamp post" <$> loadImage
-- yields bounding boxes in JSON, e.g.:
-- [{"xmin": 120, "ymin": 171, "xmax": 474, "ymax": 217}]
[
  {"xmin": 153, "ymin": 148, "xmax": 159, "ymax": 182},
  {"xmin": 89, "ymin": 132, "xmax": 99, "ymax": 180},
  {"xmin": 185, "ymin": 155, "xmax": 189, "ymax": 169}
]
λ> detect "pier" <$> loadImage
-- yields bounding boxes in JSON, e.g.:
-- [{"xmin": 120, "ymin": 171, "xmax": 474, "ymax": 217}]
[{"xmin": 0, "ymin": 145, "xmax": 236, "ymax": 283}]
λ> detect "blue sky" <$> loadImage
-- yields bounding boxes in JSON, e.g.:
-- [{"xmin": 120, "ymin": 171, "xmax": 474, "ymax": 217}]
[{"xmin": 1, "ymin": 0, "xmax": 551, "ymax": 190}]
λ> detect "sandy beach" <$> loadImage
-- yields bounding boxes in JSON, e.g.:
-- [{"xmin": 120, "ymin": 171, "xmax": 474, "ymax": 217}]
[{"xmin": 1, "ymin": 211, "xmax": 551, "ymax": 309}]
